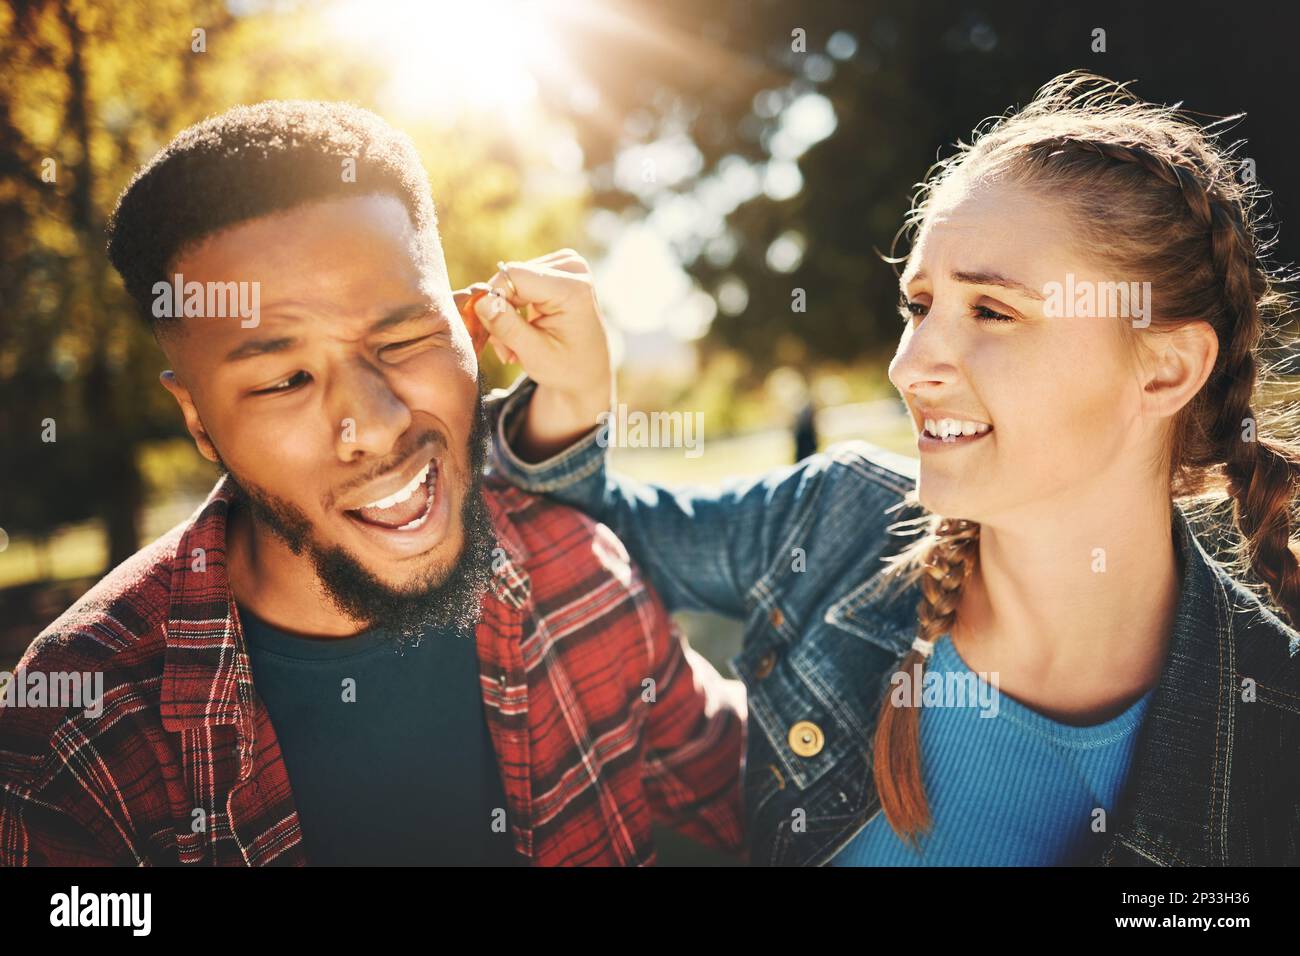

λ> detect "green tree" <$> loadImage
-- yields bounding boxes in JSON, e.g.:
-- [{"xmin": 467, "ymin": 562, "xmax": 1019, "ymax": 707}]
[{"xmin": 0, "ymin": 0, "xmax": 583, "ymax": 577}]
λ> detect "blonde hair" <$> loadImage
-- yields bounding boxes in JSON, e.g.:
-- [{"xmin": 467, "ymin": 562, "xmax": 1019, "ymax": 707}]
[{"xmin": 872, "ymin": 71, "xmax": 1300, "ymax": 847}]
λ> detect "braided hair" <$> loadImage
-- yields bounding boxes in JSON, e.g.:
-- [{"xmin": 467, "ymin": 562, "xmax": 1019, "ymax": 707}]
[{"xmin": 871, "ymin": 71, "xmax": 1300, "ymax": 844}]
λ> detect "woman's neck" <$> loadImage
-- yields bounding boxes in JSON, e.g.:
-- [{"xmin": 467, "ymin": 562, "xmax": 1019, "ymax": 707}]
[{"xmin": 949, "ymin": 491, "xmax": 1181, "ymax": 725}]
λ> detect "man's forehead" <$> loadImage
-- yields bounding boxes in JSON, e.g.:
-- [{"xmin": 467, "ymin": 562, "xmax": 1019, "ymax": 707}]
[
  {"xmin": 173, "ymin": 193, "xmax": 441, "ymax": 283},
  {"xmin": 175, "ymin": 196, "xmax": 443, "ymax": 304},
  {"xmin": 159, "ymin": 294, "xmax": 451, "ymax": 372},
  {"xmin": 220, "ymin": 300, "xmax": 445, "ymax": 360},
  {"xmin": 157, "ymin": 195, "xmax": 451, "ymax": 362}
]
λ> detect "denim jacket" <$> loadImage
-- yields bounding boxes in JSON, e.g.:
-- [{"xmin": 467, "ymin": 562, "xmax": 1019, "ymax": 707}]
[{"xmin": 486, "ymin": 377, "xmax": 1300, "ymax": 866}]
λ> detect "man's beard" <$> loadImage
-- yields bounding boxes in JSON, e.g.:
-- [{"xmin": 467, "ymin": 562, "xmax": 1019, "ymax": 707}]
[{"xmin": 220, "ymin": 391, "xmax": 497, "ymax": 649}]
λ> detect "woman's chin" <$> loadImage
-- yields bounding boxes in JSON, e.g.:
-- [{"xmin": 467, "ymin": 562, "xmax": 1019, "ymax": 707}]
[{"xmin": 916, "ymin": 481, "xmax": 981, "ymax": 524}]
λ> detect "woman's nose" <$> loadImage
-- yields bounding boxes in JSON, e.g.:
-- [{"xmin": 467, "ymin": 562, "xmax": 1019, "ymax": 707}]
[{"xmin": 889, "ymin": 314, "xmax": 958, "ymax": 396}]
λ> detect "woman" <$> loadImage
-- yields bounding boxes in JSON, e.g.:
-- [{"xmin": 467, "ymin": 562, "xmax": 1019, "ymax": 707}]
[{"xmin": 461, "ymin": 72, "xmax": 1300, "ymax": 865}]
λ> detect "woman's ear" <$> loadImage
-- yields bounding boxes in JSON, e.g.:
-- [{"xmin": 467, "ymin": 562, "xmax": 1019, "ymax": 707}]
[
  {"xmin": 1138, "ymin": 320, "xmax": 1219, "ymax": 419},
  {"xmin": 160, "ymin": 370, "xmax": 221, "ymax": 463}
]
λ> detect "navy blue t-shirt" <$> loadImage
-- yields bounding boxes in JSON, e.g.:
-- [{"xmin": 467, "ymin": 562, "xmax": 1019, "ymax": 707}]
[{"xmin": 237, "ymin": 607, "xmax": 525, "ymax": 866}]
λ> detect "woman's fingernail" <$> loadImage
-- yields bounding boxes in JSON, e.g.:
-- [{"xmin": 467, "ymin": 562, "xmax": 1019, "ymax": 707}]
[{"xmin": 476, "ymin": 293, "xmax": 504, "ymax": 321}]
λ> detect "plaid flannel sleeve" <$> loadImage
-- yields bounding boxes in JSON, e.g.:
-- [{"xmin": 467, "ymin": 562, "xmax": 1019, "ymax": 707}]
[
  {"xmin": 0, "ymin": 789, "xmax": 122, "ymax": 866},
  {"xmin": 633, "ymin": 579, "xmax": 748, "ymax": 855}
]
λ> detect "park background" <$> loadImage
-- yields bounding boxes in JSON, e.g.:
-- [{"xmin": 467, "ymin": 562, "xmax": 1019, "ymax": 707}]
[{"xmin": 3, "ymin": 0, "xmax": 1299, "ymax": 863}]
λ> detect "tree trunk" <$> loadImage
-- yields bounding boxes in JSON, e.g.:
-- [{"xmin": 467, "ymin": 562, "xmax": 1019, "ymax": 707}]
[{"xmin": 61, "ymin": 0, "xmax": 142, "ymax": 567}]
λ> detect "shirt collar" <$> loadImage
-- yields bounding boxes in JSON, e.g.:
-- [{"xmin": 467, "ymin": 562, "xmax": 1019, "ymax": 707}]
[
  {"xmin": 160, "ymin": 475, "xmax": 246, "ymax": 733},
  {"xmin": 160, "ymin": 473, "xmax": 533, "ymax": 734}
]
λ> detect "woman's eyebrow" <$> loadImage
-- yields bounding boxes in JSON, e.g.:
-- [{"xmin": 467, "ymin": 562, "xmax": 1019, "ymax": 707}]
[{"xmin": 903, "ymin": 269, "xmax": 1046, "ymax": 301}]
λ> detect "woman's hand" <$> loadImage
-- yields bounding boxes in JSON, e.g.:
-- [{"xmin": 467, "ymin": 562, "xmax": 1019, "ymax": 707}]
[{"xmin": 454, "ymin": 249, "xmax": 613, "ymax": 461}]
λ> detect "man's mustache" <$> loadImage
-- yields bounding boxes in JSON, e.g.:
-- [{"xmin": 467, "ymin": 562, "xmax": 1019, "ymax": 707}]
[{"xmin": 323, "ymin": 428, "xmax": 447, "ymax": 512}]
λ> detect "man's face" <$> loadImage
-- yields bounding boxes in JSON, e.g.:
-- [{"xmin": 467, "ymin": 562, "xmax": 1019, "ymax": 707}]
[{"xmin": 160, "ymin": 193, "xmax": 491, "ymax": 633}]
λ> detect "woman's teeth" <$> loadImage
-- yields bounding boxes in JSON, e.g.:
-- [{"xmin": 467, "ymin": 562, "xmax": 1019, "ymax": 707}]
[
  {"xmin": 362, "ymin": 464, "xmax": 430, "ymax": 510},
  {"xmin": 925, "ymin": 418, "xmax": 992, "ymax": 439}
]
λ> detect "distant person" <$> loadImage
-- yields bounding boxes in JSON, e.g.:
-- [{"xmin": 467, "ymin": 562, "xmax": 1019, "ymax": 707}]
[{"xmin": 793, "ymin": 400, "xmax": 818, "ymax": 462}]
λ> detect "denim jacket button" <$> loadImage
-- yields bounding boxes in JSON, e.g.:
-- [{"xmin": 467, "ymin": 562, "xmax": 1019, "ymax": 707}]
[
  {"xmin": 755, "ymin": 651, "xmax": 777, "ymax": 679},
  {"xmin": 769, "ymin": 608, "xmax": 785, "ymax": 629},
  {"xmin": 788, "ymin": 720, "xmax": 825, "ymax": 757}
]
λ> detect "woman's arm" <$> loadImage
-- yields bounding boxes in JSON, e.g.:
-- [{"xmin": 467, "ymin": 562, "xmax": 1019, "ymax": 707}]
[
  {"xmin": 488, "ymin": 374, "xmax": 819, "ymax": 617},
  {"xmin": 464, "ymin": 251, "xmax": 857, "ymax": 618}
]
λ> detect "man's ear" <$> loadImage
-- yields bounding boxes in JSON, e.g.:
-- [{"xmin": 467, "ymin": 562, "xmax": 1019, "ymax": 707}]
[
  {"xmin": 160, "ymin": 370, "xmax": 221, "ymax": 463},
  {"xmin": 452, "ymin": 284, "xmax": 492, "ymax": 355},
  {"xmin": 1137, "ymin": 320, "xmax": 1219, "ymax": 419}
]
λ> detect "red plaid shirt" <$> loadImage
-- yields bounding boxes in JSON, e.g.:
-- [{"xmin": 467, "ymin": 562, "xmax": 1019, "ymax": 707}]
[{"xmin": 0, "ymin": 475, "xmax": 746, "ymax": 865}]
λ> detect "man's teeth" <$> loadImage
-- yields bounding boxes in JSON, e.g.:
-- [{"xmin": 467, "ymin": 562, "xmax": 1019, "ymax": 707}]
[
  {"xmin": 925, "ymin": 418, "xmax": 991, "ymax": 439},
  {"xmin": 362, "ymin": 464, "xmax": 430, "ymax": 510}
]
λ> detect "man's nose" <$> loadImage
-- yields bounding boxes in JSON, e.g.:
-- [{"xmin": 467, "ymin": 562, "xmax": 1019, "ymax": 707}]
[{"xmin": 330, "ymin": 360, "xmax": 412, "ymax": 463}]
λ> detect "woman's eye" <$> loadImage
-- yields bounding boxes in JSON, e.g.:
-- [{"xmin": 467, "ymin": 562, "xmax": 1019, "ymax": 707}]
[
  {"xmin": 254, "ymin": 370, "xmax": 311, "ymax": 395},
  {"xmin": 897, "ymin": 296, "xmax": 1012, "ymax": 324},
  {"xmin": 973, "ymin": 304, "xmax": 1014, "ymax": 323},
  {"xmin": 898, "ymin": 295, "xmax": 927, "ymax": 320}
]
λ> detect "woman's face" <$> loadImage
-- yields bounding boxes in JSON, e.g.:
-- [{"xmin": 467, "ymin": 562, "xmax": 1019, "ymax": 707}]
[{"xmin": 888, "ymin": 179, "xmax": 1153, "ymax": 526}]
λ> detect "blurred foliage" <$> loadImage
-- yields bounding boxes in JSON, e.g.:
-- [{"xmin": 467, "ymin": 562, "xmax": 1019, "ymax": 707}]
[
  {"xmin": 555, "ymin": 0, "xmax": 1300, "ymax": 374},
  {"xmin": 0, "ymin": 0, "xmax": 583, "ymax": 567},
  {"xmin": 3, "ymin": 0, "xmax": 1299, "ymax": 579}
]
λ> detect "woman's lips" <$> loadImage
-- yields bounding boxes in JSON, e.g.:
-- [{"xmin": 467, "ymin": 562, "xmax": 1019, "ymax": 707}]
[{"xmin": 918, "ymin": 427, "xmax": 993, "ymax": 451}]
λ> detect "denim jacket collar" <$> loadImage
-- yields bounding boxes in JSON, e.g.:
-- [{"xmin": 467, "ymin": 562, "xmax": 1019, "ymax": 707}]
[
  {"xmin": 825, "ymin": 500, "xmax": 1246, "ymax": 866},
  {"xmin": 1105, "ymin": 502, "xmax": 1234, "ymax": 865}
]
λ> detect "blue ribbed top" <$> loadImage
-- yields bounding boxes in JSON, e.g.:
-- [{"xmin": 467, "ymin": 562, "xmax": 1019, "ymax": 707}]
[{"xmin": 830, "ymin": 634, "xmax": 1155, "ymax": 866}]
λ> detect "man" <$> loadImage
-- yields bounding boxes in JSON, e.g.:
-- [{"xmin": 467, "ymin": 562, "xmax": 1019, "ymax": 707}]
[{"xmin": 0, "ymin": 101, "xmax": 744, "ymax": 865}]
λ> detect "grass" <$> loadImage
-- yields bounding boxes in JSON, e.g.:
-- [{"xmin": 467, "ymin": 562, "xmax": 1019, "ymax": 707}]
[
  {"xmin": 0, "ymin": 496, "xmax": 207, "ymax": 590},
  {"xmin": 610, "ymin": 405, "xmax": 917, "ymax": 484}
]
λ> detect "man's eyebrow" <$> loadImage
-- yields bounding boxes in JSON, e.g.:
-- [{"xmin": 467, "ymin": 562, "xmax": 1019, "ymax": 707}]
[
  {"xmin": 903, "ymin": 269, "xmax": 1046, "ymax": 302},
  {"xmin": 368, "ymin": 302, "xmax": 444, "ymax": 334},
  {"xmin": 224, "ymin": 337, "xmax": 298, "ymax": 363},
  {"xmin": 221, "ymin": 303, "xmax": 445, "ymax": 362}
]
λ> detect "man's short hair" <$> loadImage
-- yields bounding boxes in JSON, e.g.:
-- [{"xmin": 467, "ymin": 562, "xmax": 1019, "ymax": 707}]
[{"xmin": 106, "ymin": 100, "xmax": 437, "ymax": 328}]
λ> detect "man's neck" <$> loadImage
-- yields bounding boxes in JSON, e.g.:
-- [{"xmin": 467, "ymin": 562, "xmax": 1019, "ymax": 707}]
[{"xmin": 225, "ymin": 501, "xmax": 367, "ymax": 637}]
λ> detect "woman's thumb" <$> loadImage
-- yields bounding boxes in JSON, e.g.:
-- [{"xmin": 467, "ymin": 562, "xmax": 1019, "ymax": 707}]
[{"xmin": 475, "ymin": 291, "xmax": 546, "ymax": 364}]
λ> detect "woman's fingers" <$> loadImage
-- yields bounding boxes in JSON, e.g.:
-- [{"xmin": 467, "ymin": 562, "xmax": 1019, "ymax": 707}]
[
  {"xmin": 474, "ymin": 289, "xmax": 550, "ymax": 368},
  {"xmin": 543, "ymin": 258, "xmax": 589, "ymax": 275},
  {"xmin": 532, "ymin": 249, "xmax": 589, "ymax": 274},
  {"xmin": 468, "ymin": 251, "xmax": 609, "ymax": 416},
  {"xmin": 489, "ymin": 259, "xmax": 591, "ymax": 315},
  {"xmin": 490, "ymin": 338, "xmax": 518, "ymax": 366}
]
